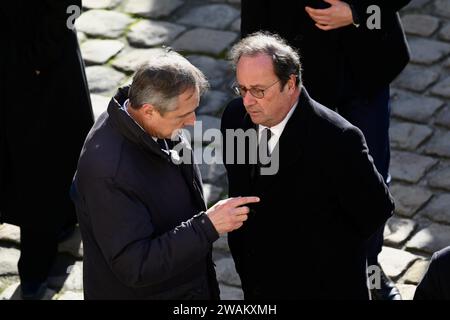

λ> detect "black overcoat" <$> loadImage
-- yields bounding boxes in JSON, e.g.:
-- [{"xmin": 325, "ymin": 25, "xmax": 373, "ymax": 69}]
[
  {"xmin": 0, "ymin": 1, "xmax": 94, "ymax": 230},
  {"xmin": 221, "ymin": 88, "xmax": 394, "ymax": 299}
]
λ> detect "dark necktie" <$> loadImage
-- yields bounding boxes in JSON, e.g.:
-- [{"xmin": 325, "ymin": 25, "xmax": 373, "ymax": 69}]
[
  {"xmin": 260, "ymin": 128, "xmax": 272, "ymax": 158},
  {"xmin": 157, "ymin": 138, "xmax": 168, "ymax": 151},
  {"xmin": 257, "ymin": 128, "xmax": 272, "ymax": 177}
]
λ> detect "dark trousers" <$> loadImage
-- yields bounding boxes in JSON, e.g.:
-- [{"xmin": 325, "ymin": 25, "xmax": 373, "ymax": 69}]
[
  {"xmin": 18, "ymin": 226, "xmax": 58, "ymax": 284},
  {"xmin": 337, "ymin": 86, "xmax": 391, "ymax": 263}
]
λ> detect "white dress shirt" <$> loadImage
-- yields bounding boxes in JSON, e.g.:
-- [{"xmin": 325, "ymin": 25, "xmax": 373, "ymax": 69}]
[{"xmin": 258, "ymin": 99, "xmax": 299, "ymax": 154}]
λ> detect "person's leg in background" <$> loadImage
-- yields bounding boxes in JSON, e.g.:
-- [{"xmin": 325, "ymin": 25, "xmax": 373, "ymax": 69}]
[
  {"xmin": 338, "ymin": 86, "xmax": 401, "ymax": 300},
  {"xmin": 18, "ymin": 226, "xmax": 58, "ymax": 300}
]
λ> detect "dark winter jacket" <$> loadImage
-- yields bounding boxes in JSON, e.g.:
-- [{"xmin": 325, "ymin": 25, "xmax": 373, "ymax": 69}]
[{"xmin": 71, "ymin": 87, "xmax": 220, "ymax": 300}]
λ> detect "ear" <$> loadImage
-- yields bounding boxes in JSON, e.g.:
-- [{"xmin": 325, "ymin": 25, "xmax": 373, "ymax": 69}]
[
  {"xmin": 288, "ymin": 75, "xmax": 297, "ymax": 91},
  {"xmin": 141, "ymin": 103, "xmax": 157, "ymax": 117}
]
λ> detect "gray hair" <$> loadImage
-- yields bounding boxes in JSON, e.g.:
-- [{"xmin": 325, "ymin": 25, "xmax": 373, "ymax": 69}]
[
  {"xmin": 228, "ymin": 32, "xmax": 302, "ymax": 88},
  {"xmin": 128, "ymin": 49, "xmax": 208, "ymax": 114}
]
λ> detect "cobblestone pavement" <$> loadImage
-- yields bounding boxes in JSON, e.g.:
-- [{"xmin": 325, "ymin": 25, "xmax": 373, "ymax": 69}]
[{"xmin": 1, "ymin": 0, "xmax": 449, "ymax": 300}]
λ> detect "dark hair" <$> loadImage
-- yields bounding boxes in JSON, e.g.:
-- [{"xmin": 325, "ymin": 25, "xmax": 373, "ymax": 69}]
[{"xmin": 228, "ymin": 32, "xmax": 302, "ymax": 88}]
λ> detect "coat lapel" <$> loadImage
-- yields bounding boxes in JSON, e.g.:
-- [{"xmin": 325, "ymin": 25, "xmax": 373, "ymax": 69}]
[
  {"xmin": 252, "ymin": 88, "xmax": 311, "ymax": 195},
  {"xmin": 240, "ymin": 113, "xmax": 259, "ymax": 184},
  {"xmin": 175, "ymin": 134, "xmax": 207, "ymax": 211}
]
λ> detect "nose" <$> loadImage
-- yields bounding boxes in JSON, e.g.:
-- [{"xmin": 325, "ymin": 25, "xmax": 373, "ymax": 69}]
[
  {"xmin": 242, "ymin": 90, "xmax": 256, "ymax": 107},
  {"xmin": 185, "ymin": 112, "xmax": 196, "ymax": 126}
]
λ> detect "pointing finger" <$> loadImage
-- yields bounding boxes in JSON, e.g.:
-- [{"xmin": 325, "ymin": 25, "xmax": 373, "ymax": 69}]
[{"xmin": 233, "ymin": 196, "xmax": 260, "ymax": 207}]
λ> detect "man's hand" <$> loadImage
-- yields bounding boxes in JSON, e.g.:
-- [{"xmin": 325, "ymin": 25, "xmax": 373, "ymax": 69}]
[
  {"xmin": 305, "ymin": 0, "xmax": 354, "ymax": 31},
  {"xmin": 206, "ymin": 196, "xmax": 260, "ymax": 235}
]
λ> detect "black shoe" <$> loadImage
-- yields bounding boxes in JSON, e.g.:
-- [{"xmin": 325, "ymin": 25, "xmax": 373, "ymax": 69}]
[
  {"xmin": 20, "ymin": 281, "xmax": 48, "ymax": 300},
  {"xmin": 370, "ymin": 265, "xmax": 402, "ymax": 300}
]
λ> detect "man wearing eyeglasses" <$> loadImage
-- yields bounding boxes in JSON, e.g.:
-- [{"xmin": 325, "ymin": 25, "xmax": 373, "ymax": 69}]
[
  {"xmin": 240, "ymin": 0, "xmax": 411, "ymax": 300},
  {"xmin": 220, "ymin": 33, "xmax": 394, "ymax": 299}
]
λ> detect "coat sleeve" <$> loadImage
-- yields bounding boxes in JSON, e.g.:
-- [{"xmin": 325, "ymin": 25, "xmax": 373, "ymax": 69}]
[
  {"xmin": 413, "ymin": 256, "xmax": 441, "ymax": 300},
  {"xmin": 346, "ymin": 0, "xmax": 411, "ymax": 31},
  {"xmin": 347, "ymin": 0, "xmax": 411, "ymax": 18},
  {"xmin": 220, "ymin": 101, "xmax": 247, "ymax": 275},
  {"xmin": 79, "ymin": 177, "xmax": 219, "ymax": 288},
  {"xmin": 414, "ymin": 247, "xmax": 450, "ymax": 300},
  {"xmin": 336, "ymin": 126, "xmax": 394, "ymax": 240}
]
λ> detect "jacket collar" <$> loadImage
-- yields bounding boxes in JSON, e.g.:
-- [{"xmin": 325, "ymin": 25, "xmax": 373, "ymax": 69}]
[
  {"xmin": 108, "ymin": 86, "xmax": 171, "ymax": 161},
  {"xmin": 108, "ymin": 86, "xmax": 206, "ymax": 210},
  {"xmin": 245, "ymin": 86, "xmax": 312, "ymax": 194}
]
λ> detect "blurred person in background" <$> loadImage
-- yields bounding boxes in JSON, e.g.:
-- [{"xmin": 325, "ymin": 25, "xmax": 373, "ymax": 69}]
[{"xmin": 0, "ymin": 0, "xmax": 94, "ymax": 299}]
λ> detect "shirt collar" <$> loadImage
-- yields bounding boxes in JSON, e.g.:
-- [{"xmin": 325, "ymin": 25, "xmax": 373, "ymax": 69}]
[
  {"xmin": 258, "ymin": 99, "xmax": 299, "ymax": 139},
  {"xmin": 122, "ymin": 99, "xmax": 158, "ymax": 142}
]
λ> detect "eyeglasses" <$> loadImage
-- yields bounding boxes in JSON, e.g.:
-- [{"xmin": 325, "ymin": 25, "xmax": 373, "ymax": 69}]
[{"xmin": 232, "ymin": 79, "xmax": 281, "ymax": 99}]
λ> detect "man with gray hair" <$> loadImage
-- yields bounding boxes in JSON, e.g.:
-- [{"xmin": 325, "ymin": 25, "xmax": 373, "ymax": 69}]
[
  {"xmin": 221, "ymin": 32, "xmax": 394, "ymax": 299},
  {"xmin": 71, "ymin": 49, "xmax": 259, "ymax": 299}
]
